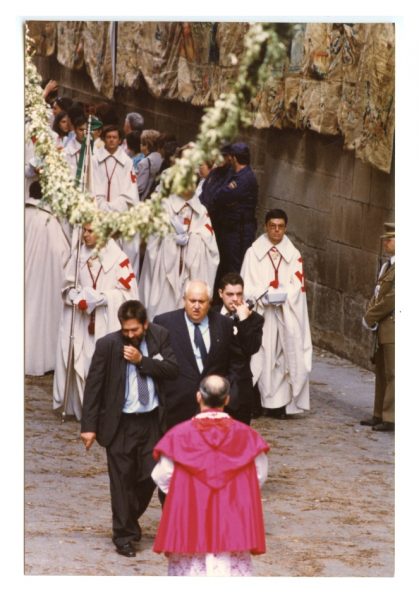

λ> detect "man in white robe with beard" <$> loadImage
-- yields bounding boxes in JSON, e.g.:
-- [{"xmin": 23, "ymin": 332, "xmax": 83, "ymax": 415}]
[
  {"xmin": 25, "ymin": 181, "xmax": 71, "ymax": 375},
  {"xmin": 241, "ymin": 209, "xmax": 312, "ymax": 418},
  {"xmin": 53, "ymin": 224, "xmax": 139, "ymax": 420},
  {"xmin": 139, "ymin": 186, "xmax": 219, "ymax": 321},
  {"xmin": 92, "ymin": 125, "xmax": 140, "ymax": 277}
]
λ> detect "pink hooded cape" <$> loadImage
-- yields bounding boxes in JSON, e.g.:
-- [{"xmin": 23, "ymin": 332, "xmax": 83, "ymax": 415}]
[{"xmin": 153, "ymin": 415, "xmax": 269, "ymax": 555}]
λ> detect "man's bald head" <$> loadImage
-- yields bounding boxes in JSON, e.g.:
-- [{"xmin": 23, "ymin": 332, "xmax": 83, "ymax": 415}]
[{"xmin": 198, "ymin": 375, "xmax": 230, "ymax": 409}]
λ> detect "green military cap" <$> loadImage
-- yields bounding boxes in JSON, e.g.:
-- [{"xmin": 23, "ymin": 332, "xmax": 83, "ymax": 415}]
[{"xmin": 90, "ymin": 116, "xmax": 103, "ymax": 131}]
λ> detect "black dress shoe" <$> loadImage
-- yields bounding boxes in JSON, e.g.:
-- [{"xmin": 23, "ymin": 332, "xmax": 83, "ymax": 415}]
[
  {"xmin": 116, "ymin": 542, "xmax": 136, "ymax": 557},
  {"xmin": 372, "ymin": 421, "xmax": 394, "ymax": 432},
  {"xmin": 360, "ymin": 416, "xmax": 382, "ymax": 426}
]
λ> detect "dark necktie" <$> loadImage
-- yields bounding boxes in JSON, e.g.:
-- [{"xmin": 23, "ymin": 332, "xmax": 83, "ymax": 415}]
[
  {"xmin": 194, "ymin": 323, "xmax": 208, "ymax": 362},
  {"xmin": 136, "ymin": 369, "xmax": 150, "ymax": 406}
]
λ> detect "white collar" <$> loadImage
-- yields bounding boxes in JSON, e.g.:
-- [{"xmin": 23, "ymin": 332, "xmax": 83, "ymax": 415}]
[{"xmin": 195, "ymin": 411, "xmax": 230, "ymax": 420}]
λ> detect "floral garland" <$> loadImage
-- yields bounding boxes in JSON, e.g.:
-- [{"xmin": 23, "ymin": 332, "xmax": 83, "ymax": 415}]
[{"xmin": 25, "ymin": 23, "xmax": 286, "ymax": 247}]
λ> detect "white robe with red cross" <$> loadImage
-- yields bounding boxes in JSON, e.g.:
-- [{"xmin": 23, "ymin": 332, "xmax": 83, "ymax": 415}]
[
  {"xmin": 139, "ymin": 192, "xmax": 219, "ymax": 320},
  {"xmin": 240, "ymin": 233, "xmax": 312, "ymax": 413},
  {"xmin": 92, "ymin": 146, "xmax": 140, "ymax": 277},
  {"xmin": 53, "ymin": 238, "xmax": 139, "ymax": 420}
]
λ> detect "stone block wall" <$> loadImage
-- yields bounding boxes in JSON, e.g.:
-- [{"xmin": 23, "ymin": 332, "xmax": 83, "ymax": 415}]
[
  {"xmin": 32, "ymin": 56, "xmax": 395, "ymax": 368},
  {"xmin": 249, "ymin": 128, "xmax": 394, "ymax": 368}
]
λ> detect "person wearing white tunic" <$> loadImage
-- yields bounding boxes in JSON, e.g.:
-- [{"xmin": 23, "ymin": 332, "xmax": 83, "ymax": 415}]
[
  {"xmin": 240, "ymin": 209, "xmax": 312, "ymax": 416},
  {"xmin": 92, "ymin": 125, "xmax": 140, "ymax": 277},
  {"xmin": 53, "ymin": 224, "xmax": 139, "ymax": 420},
  {"xmin": 139, "ymin": 188, "xmax": 219, "ymax": 320},
  {"xmin": 25, "ymin": 182, "xmax": 71, "ymax": 375}
]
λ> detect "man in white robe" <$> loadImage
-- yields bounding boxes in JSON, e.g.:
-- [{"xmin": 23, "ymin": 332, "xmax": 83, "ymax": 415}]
[
  {"xmin": 53, "ymin": 224, "xmax": 139, "ymax": 420},
  {"xmin": 241, "ymin": 209, "xmax": 312, "ymax": 416},
  {"xmin": 92, "ymin": 125, "xmax": 140, "ymax": 277},
  {"xmin": 139, "ymin": 189, "xmax": 219, "ymax": 320},
  {"xmin": 25, "ymin": 182, "xmax": 71, "ymax": 375}
]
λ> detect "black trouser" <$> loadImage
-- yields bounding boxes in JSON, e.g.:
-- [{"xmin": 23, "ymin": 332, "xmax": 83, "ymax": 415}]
[{"xmin": 106, "ymin": 409, "xmax": 160, "ymax": 547}]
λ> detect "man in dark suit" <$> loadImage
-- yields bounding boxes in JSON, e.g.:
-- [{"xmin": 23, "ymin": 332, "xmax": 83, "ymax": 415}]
[
  {"xmin": 153, "ymin": 280, "xmax": 239, "ymax": 429},
  {"xmin": 80, "ymin": 300, "xmax": 178, "ymax": 558},
  {"xmin": 215, "ymin": 272, "xmax": 264, "ymax": 424}
]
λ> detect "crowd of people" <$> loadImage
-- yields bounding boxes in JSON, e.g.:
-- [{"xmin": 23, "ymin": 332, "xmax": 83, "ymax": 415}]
[{"xmin": 25, "ymin": 80, "xmax": 394, "ymax": 576}]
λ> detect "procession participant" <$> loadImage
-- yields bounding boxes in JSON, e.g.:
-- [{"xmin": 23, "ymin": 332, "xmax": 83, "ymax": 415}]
[
  {"xmin": 92, "ymin": 124, "xmax": 140, "ymax": 277},
  {"xmin": 52, "ymin": 110, "xmax": 71, "ymax": 147},
  {"xmin": 25, "ymin": 181, "xmax": 71, "ymax": 375},
  {"xmin": 81, "ymin": 300, "xmax": 179, "ymax": 558},
  {"xmin": 241, "ymin": 209, "xmax": 312, "ymax": 418},
  {"xmin": 136, "ymin": 129, "xmax": 162, "ymax": 201},
  {"xmin": 139, "ymin": 183, "xmax": 219, "ymax": 321},
  {"xmin": 122, "ymin": 111, "xmax": 144, "ymax": 155},
  {"xmin": 126, "ymin": 131, "xmax": 144, "ymax": 175},
  {"xmin": 151, "ymin": 375, "xmax": 269, "ymax": 576},
  {"xmin": 53, "ymin": 223, "xmax": 139, "ymax": 420},
  {"xmin": 211, "ymin": 142, "xmax": 258, "ymax": 289},
  {"xmin": 360, "ymin": 224, "xmax": 395, "ymax": 432},
  {"xmin": 215, "ymin": 272, "xmax": 264, "ymax": 424},
  {"xmin": 199, "ymin": 143, "xmax": 233, "ymax": 217}
]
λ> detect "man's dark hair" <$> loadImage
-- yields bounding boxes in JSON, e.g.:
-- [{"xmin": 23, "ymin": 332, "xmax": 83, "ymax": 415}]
[
  {"xmin": 102, "ymin": 124, "xmax": 122, "ymax": 140},
  {"xmin": 230, "ymin": 143, "xmax": 250, "ymax": 165},
  {"xmin": 54, "ymin": 96, "xmax": 73, "ymax": 112},
  {"xmin": 199, "ymin": 376, "xmax": 230, "ymax": 408},
  {"xmin": 218, "ymin": 272, "xmax": 244, "ymax": 291},
  {"xmin": 118, "ymin": 300, "xmax": 148, "ymax": 325},
  {"xmin": 72, "ymin": 115, "xmax": 87, "ymax": 129},
  {"xmin": 95, "ymin": 102, "xmax": 119, "ymax": 127},
  {"xmin": 126, "ymin": 131, "xmax": 142, "ymax": 154},
  {"xmin": 265, "ymin": 208, "xmax": 288, "ymax": 225},
  {"xmin": 29, "ymin": 181, "xmax": 42, "ymax": 200},
  {"xmin": 67, "ymin": 102, "xmax": 85, "ymax": 124}
]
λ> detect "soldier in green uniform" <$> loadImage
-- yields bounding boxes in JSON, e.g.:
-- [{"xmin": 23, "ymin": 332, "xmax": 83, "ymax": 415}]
[{"xmin": 361, "ymin": 223, "xmax": 395, "ymax": 432}]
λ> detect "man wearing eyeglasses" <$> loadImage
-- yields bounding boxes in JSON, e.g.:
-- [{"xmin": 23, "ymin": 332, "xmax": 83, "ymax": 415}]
[{"xmin": 240, "ymin": 209, "xmax": 312, "ymax": 420}]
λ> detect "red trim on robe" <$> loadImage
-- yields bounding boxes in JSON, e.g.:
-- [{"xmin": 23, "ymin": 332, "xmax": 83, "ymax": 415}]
[
  {"xmin": 118, "ymin": 272, "xmax": 135, "ymax": 290},
  {"xmin": 119, "ymin": 258, "xmax": 130, "ymax": 269},
  {"xmin": 205, "ymin": 223, "xmax": 214, "ymax": 234},
  {"xmin": 130, "ymin": 171, "xmax": 136, "ymax": 183},
  {"xmin": 295, "ymin": 257, "xmax": 306, "ymax": 292}
]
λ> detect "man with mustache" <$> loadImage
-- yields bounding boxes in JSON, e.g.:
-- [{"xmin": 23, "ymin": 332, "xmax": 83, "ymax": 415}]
[{"xmin": 80, "ymin": 300, "xmax": 179, "ymax": 558}]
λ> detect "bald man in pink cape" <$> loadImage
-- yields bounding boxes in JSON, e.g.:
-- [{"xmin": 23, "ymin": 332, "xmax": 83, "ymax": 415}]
[{"xmin": 152, "ymin": 375, "xmax": 269, "ymax": 576}]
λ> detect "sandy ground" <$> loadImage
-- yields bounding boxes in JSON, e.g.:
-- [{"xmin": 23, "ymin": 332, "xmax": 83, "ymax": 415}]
[{"xmin": 24, "ymin": 347, "xmax": 394, "ymax": 577}]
